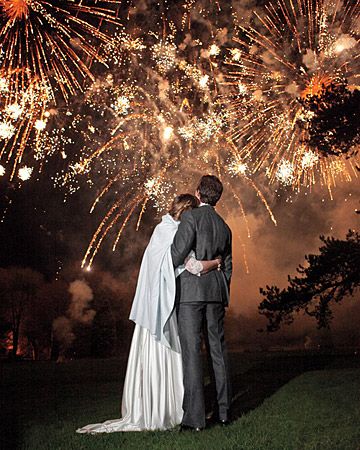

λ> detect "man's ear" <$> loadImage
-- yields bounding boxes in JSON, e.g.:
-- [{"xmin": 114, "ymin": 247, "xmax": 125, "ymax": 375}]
[{"xmin": 195, "ymin": 190, "xmax": 201, "ymax": 201}]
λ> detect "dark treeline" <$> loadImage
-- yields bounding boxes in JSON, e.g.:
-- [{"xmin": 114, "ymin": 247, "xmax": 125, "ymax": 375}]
[
  {"xmin": 0, "ymin": 266, "xmax": 134, "ymax": 360},
  {"xmin": 2, "ymin": 230, "xmax": 360, "ymax": 360},
  {"xmin": 259, "ymin": 230, "xmax": 360, "ymax": 331}
]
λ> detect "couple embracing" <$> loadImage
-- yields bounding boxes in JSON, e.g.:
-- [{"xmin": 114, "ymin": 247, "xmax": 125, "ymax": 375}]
[{"xmin": 77, "ymin": 174, "xmax": 233, "ymax": 433}]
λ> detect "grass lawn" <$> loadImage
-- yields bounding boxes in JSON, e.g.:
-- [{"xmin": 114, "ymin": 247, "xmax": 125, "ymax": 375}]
[{"xmin": 1, "ymin": 354, "xmax": 360, "ymax": 450}]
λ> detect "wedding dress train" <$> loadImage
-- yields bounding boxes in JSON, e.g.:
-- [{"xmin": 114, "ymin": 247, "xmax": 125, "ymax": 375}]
[
  {"xmin": 76, "ymin": 214, "xmax": 184, "ymax": 433},
  {"xmin": 76, "ymin": 321, "xmax": 183, "ymax": 433}
]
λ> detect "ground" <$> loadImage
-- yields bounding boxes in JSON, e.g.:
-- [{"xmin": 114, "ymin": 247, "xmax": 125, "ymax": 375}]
[{"xmin": 1, "ymin": 352, "xmax": 360, "ymax": 450}]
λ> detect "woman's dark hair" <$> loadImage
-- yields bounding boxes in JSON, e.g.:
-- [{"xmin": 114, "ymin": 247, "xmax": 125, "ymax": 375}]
[
  {"xmin": 169, "ymin": 194, "xmax": 199, "ymax": 220},
  {"xmin": 196, "ymin": 175, "xmax": 223, "ymax": 206}
]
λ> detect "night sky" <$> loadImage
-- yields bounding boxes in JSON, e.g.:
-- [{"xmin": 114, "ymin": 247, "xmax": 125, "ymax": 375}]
[{"xmin": 0, "ymin": 0, "xmax": 359, "ymax": 350}]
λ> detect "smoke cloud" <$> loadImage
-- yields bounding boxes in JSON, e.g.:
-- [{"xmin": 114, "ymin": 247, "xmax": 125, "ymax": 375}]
[
  {"xmin": 52, "ymin": 279, "xmax": 95, "ymax": 356},
  {"xmin": 225, "ymin": 179, "xmax": 360, "ymax": 349},
  {"xmin": 67, "ymin": 279, "xmax": 95, "ymax": 324},
  {"xmin": 52, "ymin": 316, "xmax": 75, "ymax": 348}
]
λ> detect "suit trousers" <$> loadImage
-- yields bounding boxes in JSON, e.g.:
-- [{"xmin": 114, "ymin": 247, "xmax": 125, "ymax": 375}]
[{"xmin": 176, "ymin": 302, "xmax": 231, "ymax": 428}]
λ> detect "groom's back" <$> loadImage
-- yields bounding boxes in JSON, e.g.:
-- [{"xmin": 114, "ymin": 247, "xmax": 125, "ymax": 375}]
[
  {"xmin": 191, "ymin": 205, "xmax": 230, "ymax": 260},
  {"xmin": 172, "ymin": 205, "xmax": 232, "ymax": 305}
]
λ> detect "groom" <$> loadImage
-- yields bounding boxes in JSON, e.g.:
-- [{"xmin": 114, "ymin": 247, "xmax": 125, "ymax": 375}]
[{"xmin": 171, "ymin": 174, "xmax": 232, "ymax": 431}]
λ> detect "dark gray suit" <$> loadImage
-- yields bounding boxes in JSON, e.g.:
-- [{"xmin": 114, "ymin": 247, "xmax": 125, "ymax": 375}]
[{"xmin": 171, "ymin": 205, "xmax": 232, "ymax": 428}]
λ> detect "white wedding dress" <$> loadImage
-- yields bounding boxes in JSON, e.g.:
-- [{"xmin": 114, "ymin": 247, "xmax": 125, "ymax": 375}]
[
  {"xmin": 76, "ymin": 319, "xmax": 183, "ymax": 432},
  {"xmin": 77, "ymin": 214, "xmax": 201, "ymax": 433}
]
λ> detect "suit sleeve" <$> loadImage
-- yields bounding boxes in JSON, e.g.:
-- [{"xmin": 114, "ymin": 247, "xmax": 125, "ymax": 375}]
[
  {"xmin": 171, "ymin": 211, "xmax": 196, "ymax": 268},
  {"xmin": 223, "ymin": 228, "xmax": 232, "ymax": 288}
]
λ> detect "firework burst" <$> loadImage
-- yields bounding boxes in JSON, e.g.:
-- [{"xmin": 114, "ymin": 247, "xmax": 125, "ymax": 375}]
[
  {"xmin": 0, "ymin": 0, "xmax": 120, "ymax": 102},
  {"xmin": 1, "ymin": 0, "xmax": 29, "ymax": 21},
  {"xmin": 7, "ymin": 4, "xmax": 272, "ymax": 268},
  {"xmin": 223, "ymin": 0, "xmax": 359, "ymax": 192},
  {"xmin": 0, "ymin": 1, "xmax": 122, "ymax": 180},
  {"xmin": 61, "ymin": 58, "xmax": 276, "ymax": 269},
  {"xmin": 0, "ymin": 70, "xmax": 51, "ymax": 179}
]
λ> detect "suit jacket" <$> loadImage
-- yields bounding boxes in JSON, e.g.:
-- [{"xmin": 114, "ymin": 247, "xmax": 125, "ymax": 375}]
[{"xmin": 171, "ymin": 205, "xmax": 232, "ymax": 305}]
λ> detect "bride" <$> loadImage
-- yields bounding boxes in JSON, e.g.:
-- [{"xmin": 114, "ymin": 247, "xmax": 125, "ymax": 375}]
[{"xmin": 77, "ymin": 194, "xmax": 221, "ymax": 433}]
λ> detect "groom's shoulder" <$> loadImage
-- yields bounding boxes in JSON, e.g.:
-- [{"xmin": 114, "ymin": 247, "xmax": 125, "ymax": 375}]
[
  {"xmin": 194, "ymin": 206, "xmax": 228, "ymax": 225},
  {"xmin": 191, "ymin": 206, "xmax": 209, "ymax": 219},
  {"xmin": 180, "ymin": 208, "xmax": 196, "ymax": 223},
  {"xmin": 213, "ymin": 209, "xmax": 232, "ymax": 233},
  {"xmin": 182, "ymin": 207, "xmax": 205, "ymax": 224},
  {"xmin": 190, "ymin": 207, "xmax": 231, "ymax": 234}
]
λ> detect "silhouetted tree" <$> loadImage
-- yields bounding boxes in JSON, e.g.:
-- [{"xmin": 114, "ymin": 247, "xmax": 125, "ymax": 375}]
[
  {"xmin": 84, "ymin": 270, "xmax": 134, "ymax": 355},
  {"xmin": 23, "ymin": 279, "xmax": 69, "ymax": 360},
  {"xmin": 0, "ymin": 319, "xmax": 11, "ymax": 356},
  {"xmin": 299, "ymin": 81, "xmax": 360, "ymax": 158},
  {"xmin": 259, "ymin": 231, "xmax": 360, "ymax": 331},
  {"xmin": 0, "ymin": 267, "xmax": 43, "ymax": 357},
  {"xmin": 91, "ymin": 298, "xmax": 117, "ymax": 357},
  {"xmin": 356, "ymin": 166, "xmax": 360, "ymax": 215}
]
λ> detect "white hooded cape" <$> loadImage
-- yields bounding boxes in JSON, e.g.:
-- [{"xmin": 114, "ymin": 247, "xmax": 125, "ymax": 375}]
[
  {"xmin": 76, "ymin": 214, "xmax": 184, "ymax": 433},
  {"xmin": 129, "ymin": 213, "xmax": 182, "ymax": 352}
]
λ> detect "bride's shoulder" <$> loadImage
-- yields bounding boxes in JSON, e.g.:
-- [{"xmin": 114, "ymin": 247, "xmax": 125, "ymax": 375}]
[
  {"xmin": 161, "ymin": 213, "xmax": 179, "ymax": 225},
  {"xmin": 151, "ymin": 214, "xmax": 178, "ymax": 236}
]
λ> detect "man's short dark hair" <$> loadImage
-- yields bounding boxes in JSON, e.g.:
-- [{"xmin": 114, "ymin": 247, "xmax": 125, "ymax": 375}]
[{"xmin": 197, "ymin": 175, "xmax": 223, "ymax": 206}]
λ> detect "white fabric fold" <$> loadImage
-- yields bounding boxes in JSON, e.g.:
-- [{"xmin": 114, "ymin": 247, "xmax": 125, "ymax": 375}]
[
  {"xmin": 76, "ymin": 214, "xmax": 184, "ymax": 433},
  {"xmin": 76, "ymin": 323, "xmax": 183, "ymax": 433},
  {"xmin": 129, "ymin": 213, "xmax": 183, "ymax": 352}
]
